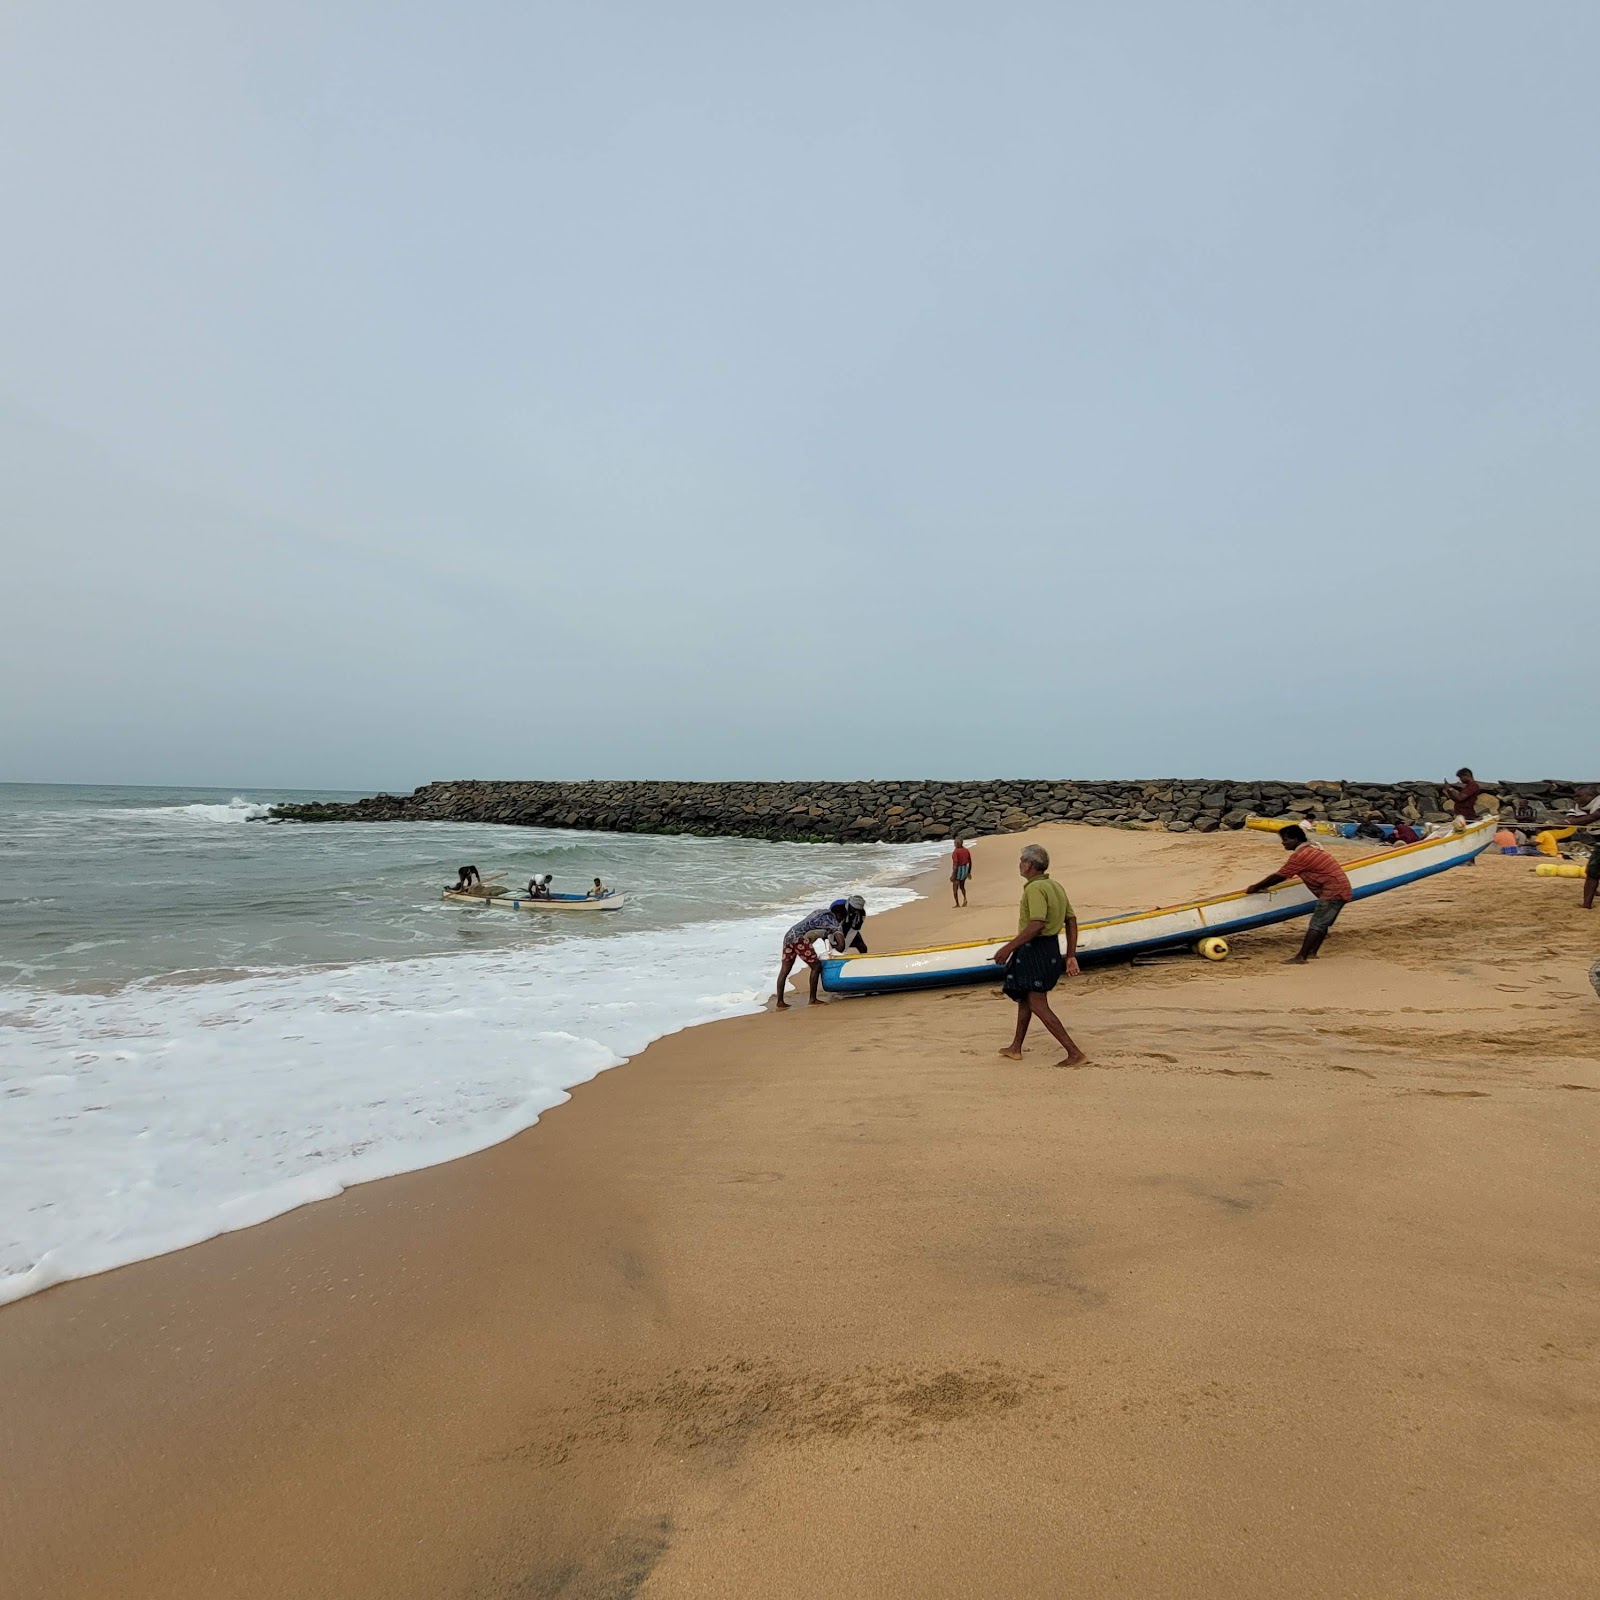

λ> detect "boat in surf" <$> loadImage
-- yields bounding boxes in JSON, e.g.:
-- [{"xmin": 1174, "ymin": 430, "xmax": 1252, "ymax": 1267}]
[
  {"xmin": 442, "ymin": 887, "xmax": 626, "ymax": 912},
  {"xmin": 820, "ymin": 816, "xmax": 1496, "ymax": 997}
]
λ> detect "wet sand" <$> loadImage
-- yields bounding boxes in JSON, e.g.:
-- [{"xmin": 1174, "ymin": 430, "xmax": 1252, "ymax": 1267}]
[{"xmin": 4, "ymin": 825, "xmax": 1598, "ymax": 1598}]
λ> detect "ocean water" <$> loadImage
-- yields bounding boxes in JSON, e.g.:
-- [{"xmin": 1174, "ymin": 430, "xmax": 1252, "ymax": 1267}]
[{"xmin": 0, "ymin": 784, "xmax": 942, "ymax": 1305}]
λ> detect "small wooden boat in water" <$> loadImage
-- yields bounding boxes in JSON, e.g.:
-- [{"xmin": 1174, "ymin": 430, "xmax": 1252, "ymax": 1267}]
[
  {"xmin": 821, "ymin": 817, "xmax": 1495, "ymax": 997},
  {"xmin": 442, "ymin": 888, "xmax": 626, "ymax": 913}
]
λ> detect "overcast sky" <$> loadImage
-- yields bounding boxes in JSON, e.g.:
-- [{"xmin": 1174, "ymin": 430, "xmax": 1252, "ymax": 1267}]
[{"xmin": 3, "ymin": 2, "xmax": 1596, "ymax": 789}]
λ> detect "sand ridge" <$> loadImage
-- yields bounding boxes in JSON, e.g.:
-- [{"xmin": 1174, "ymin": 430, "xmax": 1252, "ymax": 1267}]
[{"xmin": 2, "ymin": 823, "xmax": 1598, "ymax": 1598}]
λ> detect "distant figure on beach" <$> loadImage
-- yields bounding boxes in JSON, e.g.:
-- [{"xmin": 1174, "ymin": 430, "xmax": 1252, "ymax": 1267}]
[
  {"xmin": 950, "ymin": 838, "xmax": 972, "ymax": 907},
  {"xmin": 586, "ymin": 877, "xmax": 608, "ymax": 898},
  {"xmin": 454, "ymin": 866, "xmax": 482, "ymax": 891},
  {"xmin": 992, "ymin": 844, "xmax": 1086, "ymax": 1067},
  {"xmin": 526, "ymin": 874, "xmax": 553, "ymax": 899},
  {"xmin": 1443, "ymin": 768, "xmax": 1482, "ymax": 821},
  {"xmin": 774, "ymin": 904, "xmax": 846, "ymax": 1010},
  {"xmin": 1246, "ymin": 825, "xmax": 1353, "ymax": 964}
]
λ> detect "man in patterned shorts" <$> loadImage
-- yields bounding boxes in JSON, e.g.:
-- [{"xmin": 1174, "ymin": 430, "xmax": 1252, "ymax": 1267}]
[{"xmin": 774, "ymin": 903, "xmax": 846, "ymax": 1010}]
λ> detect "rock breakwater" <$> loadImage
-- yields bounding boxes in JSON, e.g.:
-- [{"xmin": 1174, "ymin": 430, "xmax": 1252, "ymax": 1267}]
[{"xmin": 267, "ymin": 778, "xmax": 1590, "ymax": 843}]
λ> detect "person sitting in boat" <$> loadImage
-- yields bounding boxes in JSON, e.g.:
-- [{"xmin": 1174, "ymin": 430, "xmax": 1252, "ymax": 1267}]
[
  {"xmin": 454, "ymin": 866, "xmax": 482, "ymax": 892},
  {"xmin": 585, "ymin": 878, "xmax": 609, "ymax": 899},
  {"xmin": 1383, "ymin": 820, "xmax": 1422, "ymax": 846},
  {"xmin": 1244, "ymin": 825, "xmax": 1353, "ymax": 964},
  {"xmin": 526, "ymin": 874, "xmax": 553, "ymax": 899}
]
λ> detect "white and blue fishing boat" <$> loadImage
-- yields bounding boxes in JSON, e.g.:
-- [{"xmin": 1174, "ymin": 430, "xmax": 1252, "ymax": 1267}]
[
  {"xmin": 442, "ymin": 887, "xmax": 626, "ymax": 913},
  {"xmin": 821, "ymin": 817, "xmax": 1495, "ymax": 997}
]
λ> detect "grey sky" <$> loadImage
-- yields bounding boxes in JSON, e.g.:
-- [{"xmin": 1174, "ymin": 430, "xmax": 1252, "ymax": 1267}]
[{"xmin": 3, "ymin": 2, "xmax": 1595, "ymax": 788}]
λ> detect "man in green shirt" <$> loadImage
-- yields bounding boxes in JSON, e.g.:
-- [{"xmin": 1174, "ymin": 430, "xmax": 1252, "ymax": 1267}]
[{"xmin": 992, "ymin": 843, "xmax": 1087, "ymax": 1067}]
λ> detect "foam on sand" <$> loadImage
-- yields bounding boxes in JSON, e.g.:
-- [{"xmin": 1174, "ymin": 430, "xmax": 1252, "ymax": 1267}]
[{"xmin": 0, "ymin": 887, "xmax": 922, "ymax": 1305}]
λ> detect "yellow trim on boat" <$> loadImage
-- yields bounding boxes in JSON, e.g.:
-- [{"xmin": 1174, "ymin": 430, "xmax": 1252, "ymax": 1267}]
[{"xmin": 832, "ymin": 818, "xmax": 1495, "ymax": 962}]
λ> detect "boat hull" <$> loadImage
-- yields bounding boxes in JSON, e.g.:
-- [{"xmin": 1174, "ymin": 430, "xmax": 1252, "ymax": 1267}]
[{"xmin": 821, "ymin": 819, "xmax": 1495, "ymax": 996}]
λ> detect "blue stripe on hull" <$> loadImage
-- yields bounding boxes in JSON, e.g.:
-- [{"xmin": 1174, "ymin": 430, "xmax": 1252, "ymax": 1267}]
[{"xmin": 821, "ymin": 842, "xmax": 1485, "ymax": 996}]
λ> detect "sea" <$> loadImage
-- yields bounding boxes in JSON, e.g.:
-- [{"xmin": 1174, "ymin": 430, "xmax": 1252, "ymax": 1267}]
[{"xmin": 0, "ymin": 783, "xmax": 943, "ymax": 1306}]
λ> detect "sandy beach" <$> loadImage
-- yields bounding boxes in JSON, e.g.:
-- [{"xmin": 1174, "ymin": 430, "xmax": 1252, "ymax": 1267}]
[{"xmin": 4, "ymin": 822, "xmax": 1598, "ymax": 1599}]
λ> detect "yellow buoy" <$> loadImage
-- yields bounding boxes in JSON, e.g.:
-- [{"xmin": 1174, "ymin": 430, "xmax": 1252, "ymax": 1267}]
[
  {"xmin": 1534, "ymin": 863, "xmax": 1586, "ymax": 878},
  {"xmin": 1196, "ymin": 937, "xmax": 1230, "ymax": 961}
]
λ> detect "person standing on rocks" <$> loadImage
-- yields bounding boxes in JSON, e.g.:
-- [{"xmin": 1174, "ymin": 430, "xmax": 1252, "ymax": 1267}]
[
  {"xmin": 992, "ymin": 844, "xmax": 1086, "ymax": 1066},
  {"xmin": 1245, "ymin": 825, "xmax": 1353, "ymax": 964},
  {"xmin": 950, "ymin": 838, "xmax": 973, "ymax": 907},
  {"xmin": 1443, "ymin": 768, "xmax": 1483, "ymax": 822}
]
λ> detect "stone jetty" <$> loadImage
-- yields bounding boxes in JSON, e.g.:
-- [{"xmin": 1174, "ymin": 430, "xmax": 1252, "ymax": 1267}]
[{"xmin": 266, "ymin": 778, "xmax": 1589, "ymax": 844}]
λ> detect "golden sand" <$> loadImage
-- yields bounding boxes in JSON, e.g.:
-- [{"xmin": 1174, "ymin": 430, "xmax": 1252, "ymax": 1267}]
[{"xmin": 3, "ymin": 825, "xmax": 1598, "ymax": 1598}]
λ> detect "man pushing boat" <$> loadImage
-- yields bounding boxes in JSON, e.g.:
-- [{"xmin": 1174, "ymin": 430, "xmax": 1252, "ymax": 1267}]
[
  {"xmin": 1245, "ymin": 825, "xmax": 1353, "ymax": 964},
  {"xmin": 774, "ymin": 896, "xmax": 867, "ymax": 1010}
]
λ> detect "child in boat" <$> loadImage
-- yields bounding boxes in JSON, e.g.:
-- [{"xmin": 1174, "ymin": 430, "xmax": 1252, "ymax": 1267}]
[{"xmin": 586, "ymin": 878, "xmax": 608, "ymax": 898}]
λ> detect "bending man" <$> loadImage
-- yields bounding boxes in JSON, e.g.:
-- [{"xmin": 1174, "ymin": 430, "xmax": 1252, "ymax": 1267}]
[
  {"xmin": 1246, "ymin": 824, "xmax": 1353, "ymax": 964},
  {"xmin": 774, "ymin": 904, "xmax": 845, "ymax": 1010}
]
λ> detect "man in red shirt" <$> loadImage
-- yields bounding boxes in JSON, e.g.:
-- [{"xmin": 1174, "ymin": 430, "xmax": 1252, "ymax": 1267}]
[
  {"xmin": 950, "ymin": 838, "xmax": 973, "ymax": 907},
  {"xmin": 1246, "ymin": 825, "xmax": 1354, "ymax": 964},
  {"xmin": 1443, "ymin": 767, "xmax": 1482, "ymax": 821}
]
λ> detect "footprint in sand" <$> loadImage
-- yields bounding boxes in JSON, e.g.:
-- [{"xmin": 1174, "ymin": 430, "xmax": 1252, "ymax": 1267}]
[
  {"xmin": 1403, "ymin": 1088, "xmax": 1490, "ymax": 1098},
  {"xmin": 1328, "ymin": 1063, "xmax": 1375, "ymax": 1079},
  {"xmin": 1215, "ymin": 1068, "xmax": 1272, "ymax": 1079},
  {"xmin": 1558, "ymin": 1083, "xmax": 1599, "ymax": 1093}
]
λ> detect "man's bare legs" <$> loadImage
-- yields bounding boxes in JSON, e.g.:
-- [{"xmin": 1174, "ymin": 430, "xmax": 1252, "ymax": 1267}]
[
  {"xmin": 999, "ymin": 993, "xmax": 1086, "ymax": 1066},
  {"xmin": 774, "ymin": 952, "xmax": 798, "ymax": 1009},
  {"xmin": 999, "ymin": 997, "xmax": 1032, "ymax": 1058},
  {"xmin": 774, "ymin": 953, "xmax": 824, "ymax": 1009}
]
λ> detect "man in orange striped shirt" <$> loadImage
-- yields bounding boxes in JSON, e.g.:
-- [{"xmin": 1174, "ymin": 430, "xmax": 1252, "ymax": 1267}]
[{"xmin": 1246, "ymin": 825, "xmax": 1354, "ymax": 964}]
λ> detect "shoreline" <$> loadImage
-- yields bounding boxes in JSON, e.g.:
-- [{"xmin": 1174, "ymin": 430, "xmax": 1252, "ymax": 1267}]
[
  {"xmin": 5, "ymin": 824, "xmax": 1598, "ymax": 1598},
  {"xmin": 1, "ymin": 838, "xmax": 945, "ymax": 1309}
]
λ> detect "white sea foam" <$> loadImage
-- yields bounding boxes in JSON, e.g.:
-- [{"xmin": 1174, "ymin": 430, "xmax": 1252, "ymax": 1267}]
[
  {"xmin": 105, "ymin": 795, "xmax": 273, "ymax": 823},
  {"xmin": 0, "ymin": 882, "xmax": 927, "ymax": 1305}
]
